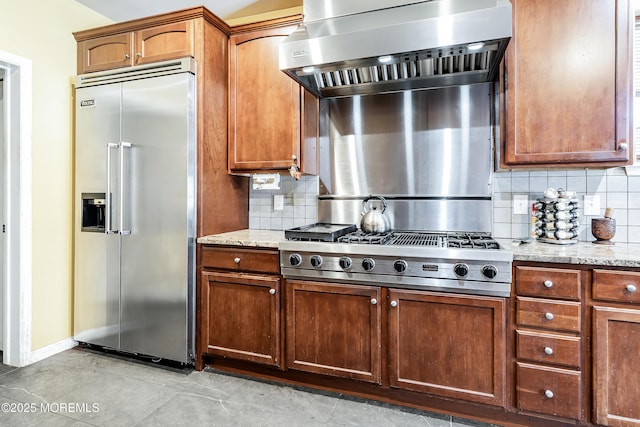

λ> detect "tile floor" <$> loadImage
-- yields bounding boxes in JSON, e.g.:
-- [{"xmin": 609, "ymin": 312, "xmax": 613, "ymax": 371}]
[{"xmin": 0, "ymin": 348, "xmax": 497, "ymax": 426}]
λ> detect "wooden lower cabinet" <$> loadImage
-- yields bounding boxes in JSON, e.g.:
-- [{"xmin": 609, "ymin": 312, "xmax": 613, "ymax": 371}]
[
  {"xmin": 388, "ymin": 290, "xmax": 506, "ymax": 406},
  {"xmin": 285, "ymin": 280, "xmax": 382, "ymax": 383},
  {"xmin": 201, "ymin": 271, "xmax": 281, "ymax": 367},
  {"xmin": 592, "ymin": 306, "xmax": 640, "ymax": 426},
  {"xmin": 516, "ymin": 362, "xmax": 582, "ymax": 420}
]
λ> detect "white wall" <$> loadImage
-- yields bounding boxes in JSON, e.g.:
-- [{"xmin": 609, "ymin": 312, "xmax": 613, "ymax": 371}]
[
  {"xmin": 0, "ymin": 70, "xmax": 4, "ymax": 351},
  {"xmin": 0, "ymin": 0, "xmax": 112, "ymax": 351}
]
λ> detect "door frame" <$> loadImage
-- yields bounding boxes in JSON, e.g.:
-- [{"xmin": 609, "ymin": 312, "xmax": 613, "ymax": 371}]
[{"xmin": 1, "ymin": 50, "xmax": 33, "ymax": 367}]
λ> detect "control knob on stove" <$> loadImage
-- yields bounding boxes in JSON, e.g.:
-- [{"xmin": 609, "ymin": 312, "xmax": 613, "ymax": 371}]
[
  {"xmin": 454, "ymin": 263, "xmax": 469, "ymax": 278},
  {"xmin": 482, "ymin": 265, "xmax": 498, "ymax": 279},
  {"xmin": 393, "ymin": 260, "xmax": 408, "ymax": 273},
  {"xmin": 339, "ymin": 256, "xmax": 352, "ymax": 269},
  {"xmin": 362, "ymin": 258, "xmax": 375, "ymax": 271},
  {"xmin": 289, "ymin": 254, "xmax": 302, "ymax": 267},
  {"xmin": 310, "ymin": 255, "xmax": 323, "ymax": 268}
]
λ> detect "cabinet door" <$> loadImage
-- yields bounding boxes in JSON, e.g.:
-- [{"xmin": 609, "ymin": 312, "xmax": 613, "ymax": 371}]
[
  {"xmin": 286, "ymin": 280, "xmax": 382, "ymax": 383},
  {"xmin": 229, "ymin": 26, "xmax": 301, "ymax": 171},
  {"xmin": 502, "ymin": 0, "xmax": 632, "ymax": 166},
  {"xmin": 78, "ymin": 33, "xmax": 133, "ymax": 74},
  {"xmin": 388, "ymin": 290, "xmax": 506, "ymax": 406},
  {"xmin": 135, "ymin": 21, "xmax": 194, "ymax": 65},
  {"xmin": 593, "ymin": 306, "xmax": 640, "ymax": 426},
  {"xmin": 201, "ymin": 271, "xmax": 281, "ymax": 367}
]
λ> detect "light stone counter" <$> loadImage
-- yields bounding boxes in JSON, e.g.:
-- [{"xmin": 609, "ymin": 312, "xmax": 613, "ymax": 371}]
[
  {"xmin": 197, "ymin": 229, "xmax": 284, "ymax": 248},
  {"xmin": 198, "ymin": 229, "xmax": 640, "ymax": 268},
  {"xmin": 505, "ymin": 239, "xmax": 640, "ymax": 268}
]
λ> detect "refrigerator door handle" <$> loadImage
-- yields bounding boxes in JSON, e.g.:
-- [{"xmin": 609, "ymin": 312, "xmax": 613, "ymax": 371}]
[
  {"xmin": 120, "ymin": 142, "xmax": 132, "ymax": 235},
  {"xmin": 106, "ymin": 142, "xmax": 119, "ymax": 234}
]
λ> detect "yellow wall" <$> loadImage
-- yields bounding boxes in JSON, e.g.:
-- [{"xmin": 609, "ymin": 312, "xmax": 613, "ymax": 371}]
[{"xmin": 0, "ymin": 0, "xmax": 112, "ymax": 351}]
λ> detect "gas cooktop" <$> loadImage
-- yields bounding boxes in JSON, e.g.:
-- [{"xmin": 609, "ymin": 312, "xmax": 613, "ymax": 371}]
[{"xmin": 279, "ymin": 228, "xmax": 512, "ymax": 297}]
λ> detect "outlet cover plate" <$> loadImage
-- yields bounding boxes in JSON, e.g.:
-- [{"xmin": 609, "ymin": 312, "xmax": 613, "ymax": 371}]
[
  {"xmin": 584, "ymin": 194, "xmax": 601, "ymax": 216},
  {"xmin": 513, "ymin": 194, "xmax": 529, "ymax": 215}
]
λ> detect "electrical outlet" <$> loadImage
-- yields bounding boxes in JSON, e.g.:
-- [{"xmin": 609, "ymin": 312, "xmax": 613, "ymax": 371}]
[
  {"xmin": 273, "ymin": 195, "xmax": 284, "ymax": 211},
  {"xmin": 513, "ymin": 194, "xmax": 529, "ymax": 215},
  {"xmin": 584, "ymin": 195, "xmax": 601, "ymax": 216}
]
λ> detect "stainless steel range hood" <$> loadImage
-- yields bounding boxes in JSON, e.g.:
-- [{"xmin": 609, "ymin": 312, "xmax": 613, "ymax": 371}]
[{"xmin": 279, "ymin": 0, "xmax": 512, "ymax": 98}]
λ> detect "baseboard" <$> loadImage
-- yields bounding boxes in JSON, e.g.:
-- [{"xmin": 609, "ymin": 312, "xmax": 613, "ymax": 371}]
[{"xmin": 29, "ymin": 337, "xmax": 77, "ymax": 365}]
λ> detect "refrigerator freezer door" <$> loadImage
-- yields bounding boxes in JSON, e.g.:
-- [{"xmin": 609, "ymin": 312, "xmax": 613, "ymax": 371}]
[
  {"xmin": 74, "ymin": 82, "xmax": 122, "ymax": 348},
  {"xmin": 119, "ymin": 73, "xmax": 196, "ymax": 363}
]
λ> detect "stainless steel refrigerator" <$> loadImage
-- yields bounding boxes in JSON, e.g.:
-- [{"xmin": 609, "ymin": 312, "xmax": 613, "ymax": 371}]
[{"xmin": 74, "ymin": 58, "xmax": 196, "ymax": 364}]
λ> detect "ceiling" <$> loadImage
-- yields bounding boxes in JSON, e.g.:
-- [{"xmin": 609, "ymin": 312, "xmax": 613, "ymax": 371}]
[{"xmin": 75, "ymin": 0, "xmax": 302, "ymax": 23}]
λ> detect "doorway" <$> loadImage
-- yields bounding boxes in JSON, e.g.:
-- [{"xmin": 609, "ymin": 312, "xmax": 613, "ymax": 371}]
[
  {"xmin": 1, "ymin": 68, "xmax": 4, "ymax": 355},
  {"xmin": 0, "ymin": 50, "xmax": 32, "ymax": 367}
]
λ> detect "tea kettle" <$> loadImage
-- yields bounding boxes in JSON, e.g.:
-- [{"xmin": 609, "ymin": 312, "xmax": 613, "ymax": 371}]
[{"xmin": 360, "ymin": 195, "xmax": 390, "ymax": 233}]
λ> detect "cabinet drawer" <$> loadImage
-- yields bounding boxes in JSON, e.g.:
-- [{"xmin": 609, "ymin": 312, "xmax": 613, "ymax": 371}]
[
  {"xmin": 516, "ymin": 363, "xmax": 582, "ymax": 420},
  {"xmin": 516, "ymin": 330, "xmax": 581, "ymax": 369},
  {"xmin": 592, "ymin": 269, "xmax": 640, "ymax": 304},
  {"xmin": 515, "ymin": 266, "xmax": 581, "ymax": 300},
  {"xmin": 201, "ymin": 246, "xmax": 280, "ymax": 274},
  {"xmin": 516, "ymin": 297, "xmax": 581, "ymax": 333}
]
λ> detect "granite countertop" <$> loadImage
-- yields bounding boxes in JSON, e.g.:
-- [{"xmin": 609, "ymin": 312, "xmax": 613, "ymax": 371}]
[
  {"xmin": 197, "ymin": 229, "xmax": 285, "ymax": 248},
  {"xmin": 198, "ymin": 229, "xmax": 640, "ymax": 268},
  {"xmin": 505, "ymin": 239, "xmax": 640, "ymax": 268}
]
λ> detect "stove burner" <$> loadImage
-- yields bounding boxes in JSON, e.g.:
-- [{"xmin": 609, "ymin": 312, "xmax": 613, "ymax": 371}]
[
  {"xmin": 446, "ymin": 233, "xmax": 500, "ymax": 250},
  {"xmin": 337, "ymin": 231, "xmax": 393, "ymax": 245}
]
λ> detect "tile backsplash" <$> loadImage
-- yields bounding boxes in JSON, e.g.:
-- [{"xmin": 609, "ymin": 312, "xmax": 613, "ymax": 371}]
[
  {"xmin": 493, "ymin": 168, "xmax": 640, "ymax": 244},
  {"xmin": 248, "ymin": 175, "xmax": 319, "ymax": 230},
  {"xmin": 248, "ymin": 169, "xmax": 639, "ymax": 244}
]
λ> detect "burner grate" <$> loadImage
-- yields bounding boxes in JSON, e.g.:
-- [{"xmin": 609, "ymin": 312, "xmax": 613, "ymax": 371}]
[
  {"xmin": 447, "ymin": 233, "xmax": 500, "ymax": 249},
  {"xmin": 388, "ymin": 232, "xmax": 444, "ymax": 247},
  {"xmin": 338, "ymin": 231, "xmax": 393, "ymax": 244}
]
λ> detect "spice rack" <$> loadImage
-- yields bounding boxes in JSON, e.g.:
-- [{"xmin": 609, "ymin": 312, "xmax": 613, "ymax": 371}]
[{"xmin": 532, "ymin": 197, "xmax": 580, "ymax": 245}]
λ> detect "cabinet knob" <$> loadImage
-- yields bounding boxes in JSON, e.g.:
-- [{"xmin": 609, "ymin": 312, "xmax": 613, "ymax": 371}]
[
  {"xmin": 234, "ymin": 257, "xmax": 241, "ymax": 264},
  {"xmin": 390, "ymin": 301, "xmax": 398, "ymax": 308},
  {"xmin": 619, "ymin": 142, "xmax": 629, "ymax": 150},
  {"xmin": 291, "ymin": 154, "xmax": 297, "ymax": 161},
  {"xmin": 544, "ymin": 312, "xmax": 554, "ymax": 320},
  {"xmin": 136, "ymin": 52, "xmax": 142, "ymax": 57},
  {"xmin": 269, "ymin": 289, "xmax": 276, "ymax": 295},
  {"xmin": 626, "ymin": 284, "xmax": 637, "ymax": 293},
  {"xmin": 544, "ymin": 390, "xmax": 554, "ymax": 399},
  {"xmin": 544, "ymin": 347, "xmax": 554, "ymax": 355},
  {"xmin": 543, "ymin": 280, "xmax": 553, "ymax": 288},
  {"xmin": 124, "ymin": 53, "xmax": 130, "ymax": 59},
  {"xmin": 371, "ymin": 298, "xmax": 377, "ymax": 305}
]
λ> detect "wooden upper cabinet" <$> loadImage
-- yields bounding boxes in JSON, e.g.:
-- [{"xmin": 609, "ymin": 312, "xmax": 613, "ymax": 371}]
[
  {"xmin": 228, "ymin": 21, "xmax": 310, "ymax": 172},
  {"xmin": 76, "ymin": 19, "xmax": 196, "ymax": 74},
  {"xmin": 501, "ymin": 0, "xmax": 632, "ymax": 167},
  {"xmin": 78, "ymin": 33, "xmax": 134, "ymax": 73},
  {"xmin": 135, "ymin": 21, "xmax": 194, "ymax": 65}
]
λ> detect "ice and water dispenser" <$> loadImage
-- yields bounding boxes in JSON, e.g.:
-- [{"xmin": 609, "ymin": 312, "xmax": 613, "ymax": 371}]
[{"xmin": 81, "ymin": 193, "xmax": 106, "ymax": 232}]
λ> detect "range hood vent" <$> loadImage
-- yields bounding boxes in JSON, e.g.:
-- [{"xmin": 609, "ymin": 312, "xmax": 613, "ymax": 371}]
[{"xmin": 279, "ymin": 0, "xmax": 512, "ymax": 98}]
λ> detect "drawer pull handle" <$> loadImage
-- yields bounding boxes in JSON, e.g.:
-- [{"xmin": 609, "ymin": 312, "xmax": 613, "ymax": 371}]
[
  {"xmin": 269, "ymin": 289, "xmax": 276, "ymax": 295},
  {"xmin": 371, "ymin": 298, "xmax": 378, "ymax": 305},
  {"xmin": 544, "ymin": 312, "xmax": 554, "ymax": 320},
  {"xmin": 544, "ymin": 390, "xmax": 554, "ymax": 399},
  {"xmin": 626, "ymin": 284, "xmax": 637, "ymax": 293},
  {"xmin": 390, "ymin": 301, "xmax": 398, "ymax": 308},
  {"xmin": 543, "ymin": 280, "xmax": 553, "ymax": 288},
  {"xmin": 544, "ymin": 347, "xmax": 554, "ymax": 355},
  {"xmin": 234, "ymin": 257, "xmax": 241, "ymax": 264}
]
